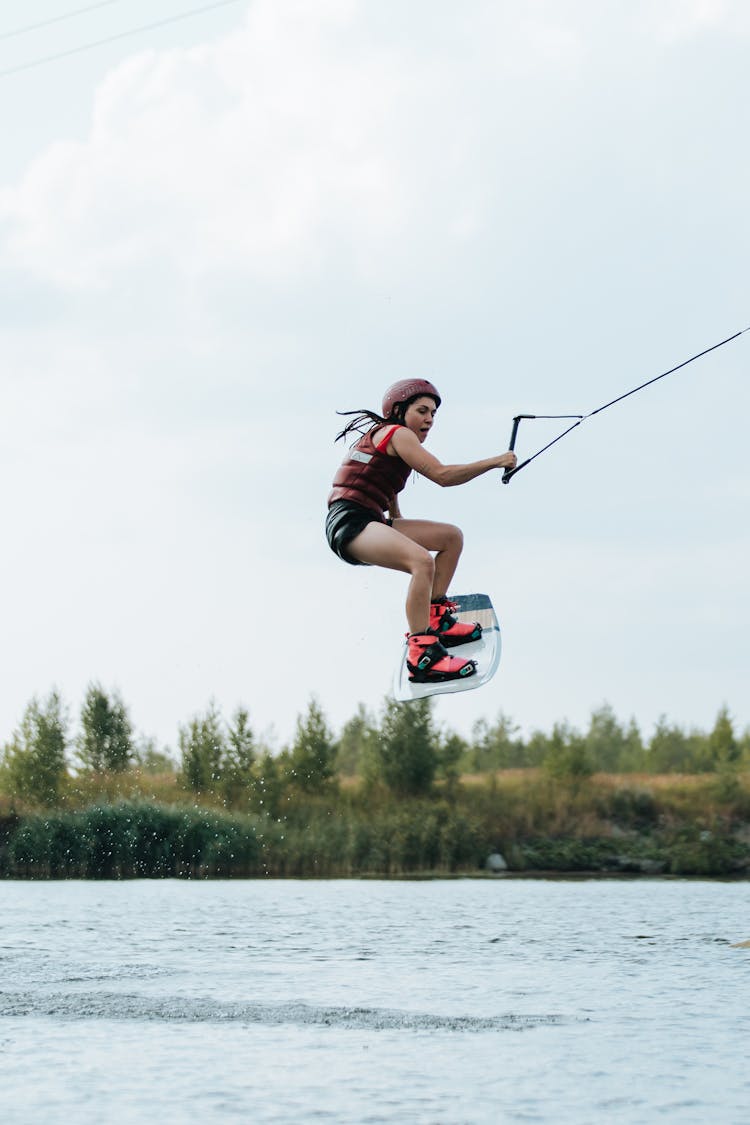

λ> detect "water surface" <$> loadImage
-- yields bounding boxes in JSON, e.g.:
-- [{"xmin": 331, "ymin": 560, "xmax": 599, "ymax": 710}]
[{"xmin": 1, "ymin": 879, "xmax": 748, "ymax": 1122}]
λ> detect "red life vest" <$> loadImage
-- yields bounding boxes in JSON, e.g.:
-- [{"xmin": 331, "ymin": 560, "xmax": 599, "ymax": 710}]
[{"xmin": 328, "ymin": 425, "xmax": 412, "ymax": 515}]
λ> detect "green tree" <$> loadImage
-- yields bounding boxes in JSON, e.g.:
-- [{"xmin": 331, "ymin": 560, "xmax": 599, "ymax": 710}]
[
  {"xmin": 371, "ymin": 696, "xmax": 438, "ymax": 797},
  {"xmin": 521, "ymin": 728, "xmax": 550, "ymax": 769},
  {"xmin": 179, "ymin": 702, "xmax": 226, "ymax": 792},
  {"xmin": 253, "ymin": 749, "xmax": 285, "ymax": 817},
  {"xmin": 135, "ymin": 736, "xmax": 176, "ymax": 774},
  {"xmin": 465, "ymin": 713, "xmax": 524, "ymax": 772},
  {"xmin": 740, "ymin": 726, "xmax": 750, "ymax": 768},
  {"xmin": 78, "ymin": 683, "xmax": 134, "ymax": 772},
  {"xmin": 2, "ymin": 691, "xmax": 69, "ymax": 805},
  {"xmin": 436, "ymin": 731, "xmax": 467, "ymax": 797},
  {"xmin": 584, "ymin": 704, "xmax": 644, "ymax": 773},
  {"xmin": 288, "ymin": 698, "xmax": 336, "ymax": 793},
  {"xmin": 647, "ymin": 717, "xmax": 700, "ymax": 773},
  {"xmin": 619, "ymin": 718, "xmax": 647, "ymax": 772},
  {"xmin": 336, "ymin": 704, "xmax": 376, "ymax": 777},
  {"xmin": 705, "ymin": 705, "xmax": 739, "ymax": 770},
  {"xmin": 222, "ymin": 707, "xmax": 257, "ymax": 805},
  {"xmin": 543, "ymin": 721, "xmax": 593, "ymax": 782}
]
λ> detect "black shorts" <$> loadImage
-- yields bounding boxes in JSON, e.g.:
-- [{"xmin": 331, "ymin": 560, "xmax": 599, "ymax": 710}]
[{"xmin": 325, "ymin": 499, "xmax": 391, "ymax": 566}]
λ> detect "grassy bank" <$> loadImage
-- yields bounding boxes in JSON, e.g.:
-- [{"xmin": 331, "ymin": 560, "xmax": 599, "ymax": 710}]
[{"xmin": 2, "ymin": 770, "xmax": 749, "ymax": 879}]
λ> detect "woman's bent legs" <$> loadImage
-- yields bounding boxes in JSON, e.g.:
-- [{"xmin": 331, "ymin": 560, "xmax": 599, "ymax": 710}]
[
  {"xmin": 345, "ymin": 522, "xmax": 435, "ymax": 633},
  {"xmin": 345, "ymin": 518, "xmax": 464, "ymax": 633},
  {"xmin": 391, "ymin": 518, "xmax": 464, "ymax": 601}
]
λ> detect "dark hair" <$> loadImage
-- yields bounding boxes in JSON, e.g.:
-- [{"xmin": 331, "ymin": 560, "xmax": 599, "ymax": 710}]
[
  {"xmin": 334, "ymin": 394, "xmax": 433, "ymax": 443},
  {"xmin": 334, "ymin": 408, "xmax": 389, "ymax": 443}
]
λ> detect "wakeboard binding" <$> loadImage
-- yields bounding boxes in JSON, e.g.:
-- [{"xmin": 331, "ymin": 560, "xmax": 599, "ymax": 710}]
[
  {"xmin": 406, "ymin": 631, "xmax": 477, "ymax": 683},
  {"xmin": 429, "ymin": 597, "xmax": 482, "ymax": 647}
]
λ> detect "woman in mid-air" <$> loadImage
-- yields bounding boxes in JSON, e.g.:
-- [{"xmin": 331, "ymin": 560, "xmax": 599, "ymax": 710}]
[{"xmin": 326, "ymin": 378, "xmax": 517, "ymax": 684}]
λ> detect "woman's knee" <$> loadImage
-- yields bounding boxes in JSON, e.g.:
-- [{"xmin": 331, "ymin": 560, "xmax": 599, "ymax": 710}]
[
  {"xmin": 442, "ymin": 523, "xmax": 464, "ymax": 554},
  {"xmin": 411, "ymin": 547, "xmax": 435, "ymax": 582}
]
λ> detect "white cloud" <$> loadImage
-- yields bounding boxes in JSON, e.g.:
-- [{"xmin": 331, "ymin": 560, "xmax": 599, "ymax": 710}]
[
  {"xmin": 648, "ymin": 0, "xmax": 733, "ymax": 39},
  {"xmin": 3, "ymin": 0, "xmax": 749, "ymax": 298},
  {"xmin": 0, "ymin": 0, "xmax": 594, "ymax": 290},
  {"xmin": 1, "ymin": 2, "xmax": 404, "ymax": 286}
]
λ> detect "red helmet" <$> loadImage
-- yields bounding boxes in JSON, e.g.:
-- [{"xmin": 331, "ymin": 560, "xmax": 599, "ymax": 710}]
[{"xmin": 382, "ymin": 379, "xmax": 441, "ymax": 420}]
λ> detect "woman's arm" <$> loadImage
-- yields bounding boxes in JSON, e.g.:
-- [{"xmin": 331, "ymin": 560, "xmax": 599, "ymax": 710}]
[{"xmin": 389, "ymin": 428, "xmax": 516, "ymax": 487}]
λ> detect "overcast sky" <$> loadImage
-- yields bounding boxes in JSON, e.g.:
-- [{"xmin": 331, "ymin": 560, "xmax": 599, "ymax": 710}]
[{"xmin": 1, "ymin": 0, "xmax": 748, "ymax": 753}]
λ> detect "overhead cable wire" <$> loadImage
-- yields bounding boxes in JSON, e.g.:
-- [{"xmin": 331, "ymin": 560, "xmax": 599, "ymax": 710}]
[
  {"xmin": 502, "ymin": 324, "xmax": 750, "ymax": 484},
  {"xmin": 0, "ymin": 2, "xmax": 122, "ymax": 42},
  {"xmin": 0, "ymin": 0, "xmax": 243, "ymax": 78}
]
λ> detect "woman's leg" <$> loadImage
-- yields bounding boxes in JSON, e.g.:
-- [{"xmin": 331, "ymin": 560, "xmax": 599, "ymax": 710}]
[
  {"xmin": 391, "ymin": 518, "xmax": 464, "ymax": 600},
  {"xmin": 345, "ymin": 522, "xmax": 435, "ymax": 633}
]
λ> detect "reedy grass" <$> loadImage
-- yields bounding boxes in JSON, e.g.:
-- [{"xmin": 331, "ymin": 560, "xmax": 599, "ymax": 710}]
[
  {"xmin": 4, "ymin": 802, "xmax": 269, "ymax": 879},
  {"xmin": 2, "ymin": 770, "xmax": 749, "ymax": 878}
]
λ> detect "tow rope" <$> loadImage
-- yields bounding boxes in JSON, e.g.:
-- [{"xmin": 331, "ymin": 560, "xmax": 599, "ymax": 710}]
[{"xmin": 502, "ymin": 325, "xmax": 749, "ymax": 484}]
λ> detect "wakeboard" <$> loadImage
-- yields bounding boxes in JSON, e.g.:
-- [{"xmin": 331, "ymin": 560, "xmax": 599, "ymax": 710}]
[{"xmin": 393, "ymin": 593, "xmax": 501, "ymax": 702}]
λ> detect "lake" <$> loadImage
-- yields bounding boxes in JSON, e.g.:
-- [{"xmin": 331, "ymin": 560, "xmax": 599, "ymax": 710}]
[{"xmin": 1, "ymin": 878, "xmax": 748, "ymax": 1123}]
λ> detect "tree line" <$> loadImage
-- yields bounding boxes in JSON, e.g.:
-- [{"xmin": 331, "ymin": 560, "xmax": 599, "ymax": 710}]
[{"xmin": 1, "ymin": 684, "xmax": 748, "ymax": 810}]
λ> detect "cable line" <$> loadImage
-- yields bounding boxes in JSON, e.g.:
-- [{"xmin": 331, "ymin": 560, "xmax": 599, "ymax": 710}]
[
  {"xmin": 502, "ymin": 324, "xmax": 750, "ymax": 484},
  {"xmin": 0, "ymin": 2, "xmax": 122, "ymax": 42},
  {"xmin": 0, "ymin": 0, "xmax": 243, "ymax": 78}
]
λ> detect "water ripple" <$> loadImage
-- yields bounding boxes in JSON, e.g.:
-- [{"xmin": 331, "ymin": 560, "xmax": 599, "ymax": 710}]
[{"xmin": 0, "ymin": 991, "xmax": 567, "ymax": 1031}]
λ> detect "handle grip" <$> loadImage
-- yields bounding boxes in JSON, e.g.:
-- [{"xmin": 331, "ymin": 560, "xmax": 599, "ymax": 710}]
[{"xmin": 501, "ymin": 415, "xmax": 523, "ymax": 484}]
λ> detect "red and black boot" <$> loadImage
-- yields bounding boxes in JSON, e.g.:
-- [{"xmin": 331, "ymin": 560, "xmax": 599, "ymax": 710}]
[
  {"xmin": 406, "ymin": 631, "xmax": 477, "ymax": 683},
  {"xmin": 429, "ymin": 596, "xmax": 482, "ymax": 648}
]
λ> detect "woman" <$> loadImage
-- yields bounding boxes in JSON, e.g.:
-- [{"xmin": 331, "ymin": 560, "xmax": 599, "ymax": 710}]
[{"xmin": 326, "ymin": 379, "xmax": 517, "ymax": 684}]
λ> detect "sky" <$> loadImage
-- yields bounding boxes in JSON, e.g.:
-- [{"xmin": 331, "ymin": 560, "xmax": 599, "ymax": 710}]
[{"xmin": 1, "ymin": 0, "xmax": 748, "ymax": 755}]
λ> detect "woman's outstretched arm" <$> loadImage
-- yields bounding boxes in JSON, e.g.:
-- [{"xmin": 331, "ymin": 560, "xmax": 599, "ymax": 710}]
[{"xmin": 389, "ymin": 428, "xmax": 516, "ymax": 487}]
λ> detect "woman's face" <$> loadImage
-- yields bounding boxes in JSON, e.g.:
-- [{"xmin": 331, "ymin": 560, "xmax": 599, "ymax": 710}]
[{"xmin": 403, "ymin": 396, "xmax": 438, "ymax": 443}]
